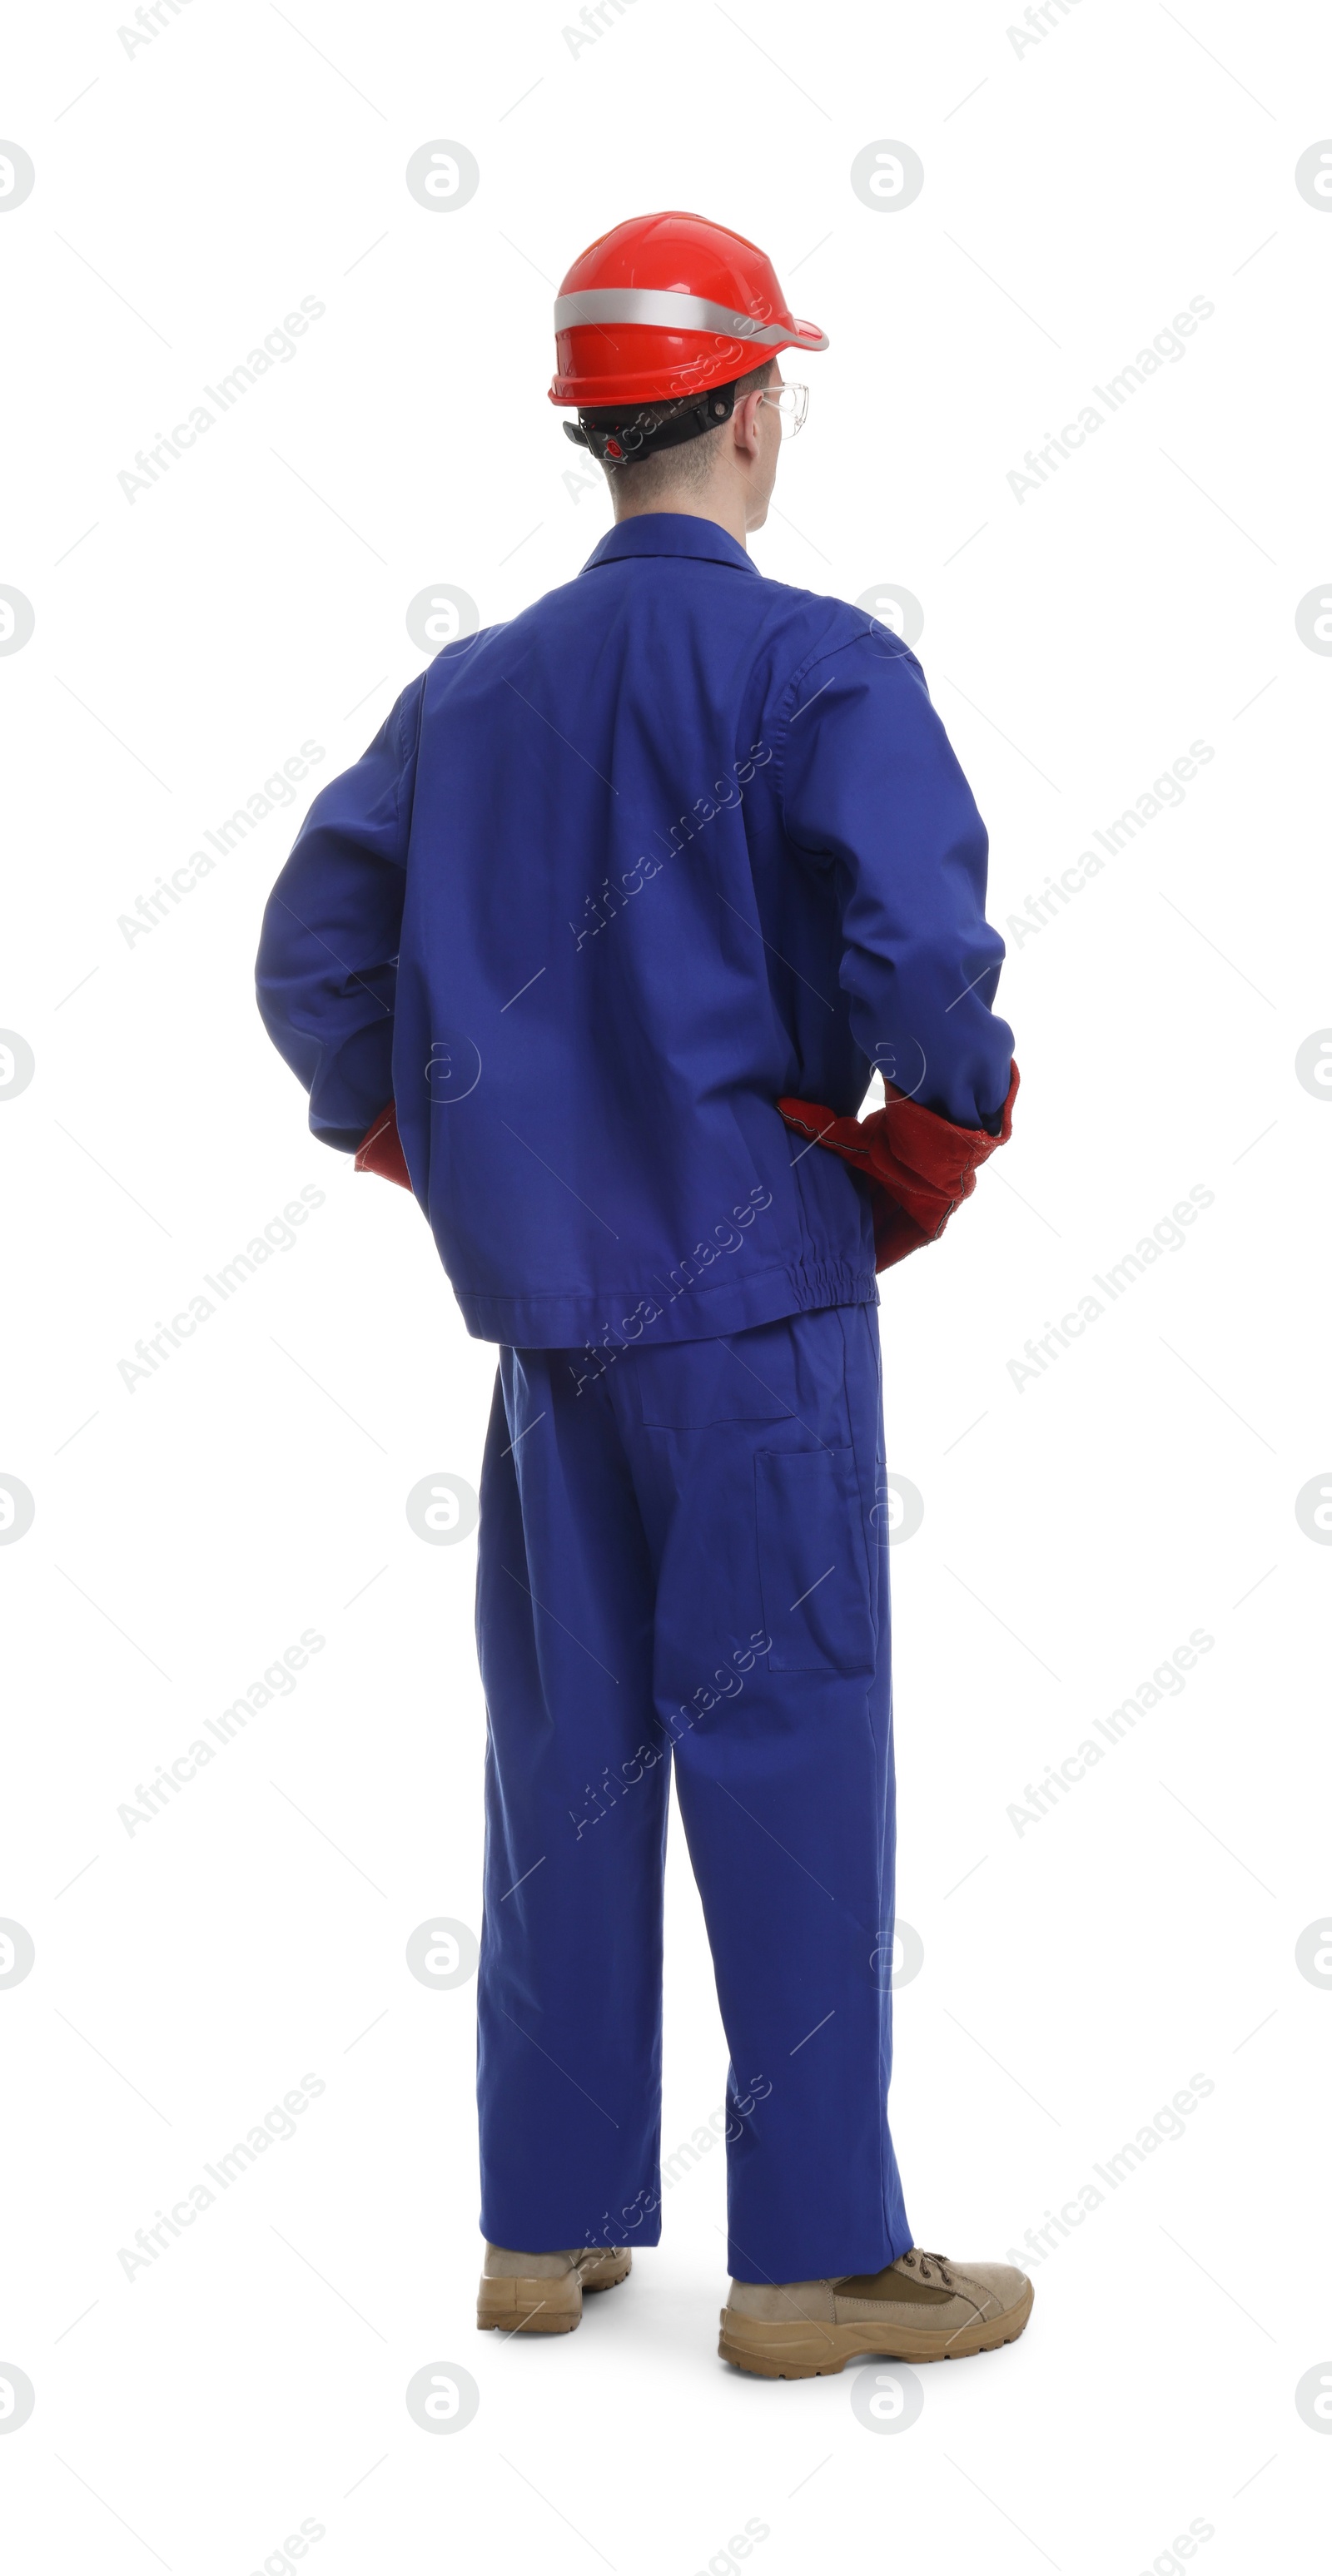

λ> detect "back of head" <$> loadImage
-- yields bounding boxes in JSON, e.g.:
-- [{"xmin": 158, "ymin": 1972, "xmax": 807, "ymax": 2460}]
[{"xmin": 547, "ymin": 209, "xmax": 828, "ymax": 526}]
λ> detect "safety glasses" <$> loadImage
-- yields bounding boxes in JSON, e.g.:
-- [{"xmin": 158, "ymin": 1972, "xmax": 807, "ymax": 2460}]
[{"xmin": 758, "ymin": 382, "xmax": 808, "ymax": 438}]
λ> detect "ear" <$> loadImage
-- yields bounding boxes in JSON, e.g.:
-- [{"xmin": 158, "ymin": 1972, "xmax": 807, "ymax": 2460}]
[{"xmin": 732, "ymin": 388, "xmax": 766, "ymax": 462}]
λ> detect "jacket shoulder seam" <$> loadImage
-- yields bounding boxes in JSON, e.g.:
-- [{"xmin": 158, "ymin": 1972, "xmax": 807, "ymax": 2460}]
[
  {"xmin": 394, "ymin": 674, "xmax": 428, "ymax": 839},
  {"xmin": 768, "ymin": 621, "xmax": 921, "ymax": 795}
]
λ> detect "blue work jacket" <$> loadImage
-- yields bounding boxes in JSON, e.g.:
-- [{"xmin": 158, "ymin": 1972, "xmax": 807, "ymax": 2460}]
[{"xmin": 255, "ymin": 514, "xmax": 1014, "ymax": 1350}]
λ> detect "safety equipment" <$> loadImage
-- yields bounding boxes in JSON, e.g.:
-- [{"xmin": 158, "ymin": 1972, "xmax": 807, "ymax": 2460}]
[
  {"xmin": 355, "ymin": 1099, "xmax": 410, "ymax": 1189},
  {"xmin": 357, "ymin": 1062, "xmax": 1019, "ymax": 1264},
  {"xmin": 566, "ymin": 373, "xmax": 756, "ymax": 467},
  {"xmin": 758, "ymin": 380, "xmax": 808, "ymax": 438},
  {"xmin": 778, "ymin": 1064, "xmax": 1020, "ymax": 1272},
  {"xmin": 549, "ymin": 208, "xmax": 828, "ymax": 433},
  {"xmin": 476, "ymin": 2246, "xmax": 631, "ymax": 2335},
  {"xmin": 718, "ymin": 2255, "xmax": 1034, "ymax": 2377},
  {"xmin": 568, "ymin": 378, "xmax": 808, "ymax": 468}
]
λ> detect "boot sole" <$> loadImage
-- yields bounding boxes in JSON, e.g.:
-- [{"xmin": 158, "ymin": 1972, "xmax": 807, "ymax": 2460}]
[
  {"xmin": 718, "ymin": 2279, "xmax": 1034, "ymax": 2379},
  {"xmin": 476, "ymin": 2251, "xmax": 632, "ymax": 2335},
  {"xmin": 582, "ymin": 2254, "xmax": 632, "ymax": 2292}
]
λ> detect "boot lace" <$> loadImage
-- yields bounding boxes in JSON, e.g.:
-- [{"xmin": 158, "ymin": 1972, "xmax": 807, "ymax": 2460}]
[{"xmin": 898, "ymin": 2248, "xmax": 956, "ymax": 2288}]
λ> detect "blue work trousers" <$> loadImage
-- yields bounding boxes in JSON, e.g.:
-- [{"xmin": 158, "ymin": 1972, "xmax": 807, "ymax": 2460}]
[{"xmin": 474, "ymin": 1302, "xmax": 912, "ymax": 2282}]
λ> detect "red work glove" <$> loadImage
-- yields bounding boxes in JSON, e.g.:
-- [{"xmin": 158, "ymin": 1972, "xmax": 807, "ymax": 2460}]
[
  {"xmin": 355, "ymin": 1100, "xmax": 412, "ymax": 1190},
  {"xmin": 779, "ymin": 1062, "xmax": 1019, "ymax": 1272}
]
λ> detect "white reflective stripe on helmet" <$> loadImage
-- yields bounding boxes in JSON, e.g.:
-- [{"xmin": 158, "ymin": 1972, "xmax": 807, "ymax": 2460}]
[{"xmin": 553, "ymin": 286, "xmax": 828, "ymax": 350}]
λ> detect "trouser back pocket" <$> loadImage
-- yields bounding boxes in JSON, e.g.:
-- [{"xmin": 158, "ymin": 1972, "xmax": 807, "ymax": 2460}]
[{"xmin": 755, "ymin": 1447, "xmax": 875, "ymax": 1673}]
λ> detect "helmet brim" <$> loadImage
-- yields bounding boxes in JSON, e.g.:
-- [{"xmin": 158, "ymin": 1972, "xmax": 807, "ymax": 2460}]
[{"xmin": 549, "ymin": 316, "xmax": 828, "ymax": 408}]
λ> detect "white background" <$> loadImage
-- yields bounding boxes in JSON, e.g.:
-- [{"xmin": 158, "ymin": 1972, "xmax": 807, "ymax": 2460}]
[{"xmin": 2, "ymin": 1, "xmax": 1330, "ymax": 2569}]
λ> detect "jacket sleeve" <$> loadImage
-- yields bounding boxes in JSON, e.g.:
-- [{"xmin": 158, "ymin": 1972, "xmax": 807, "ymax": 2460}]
[
  {"xmin": 255, "ymin": 678, "xmax": 425, "ymax": 1151},
  {"xmin": 779, "ymin": 631, "xmax": 1014, "ymax": 1133},
  {"xmin": 779, "ymin": 1064, "xmax": 1019, "ymax": 1271}
]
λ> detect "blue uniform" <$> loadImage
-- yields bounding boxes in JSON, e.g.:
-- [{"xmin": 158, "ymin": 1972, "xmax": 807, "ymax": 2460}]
[
  {"xmin": 256, "ymin": 514, "xmax": 1011, "ymax": 1352},
  {"xmin": 256, "ymin": 514, "xmax": 1013, "ymax": 2277}
]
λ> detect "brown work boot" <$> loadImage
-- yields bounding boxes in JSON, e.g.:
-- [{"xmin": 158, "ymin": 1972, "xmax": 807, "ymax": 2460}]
[
  {"xmin": 718, "ymin": 2247, "xmax": 1033, "ymax": 2378},
  {"xmin": 476, "ymin": 2243, "xmax": 631, "ymax": 2335}
]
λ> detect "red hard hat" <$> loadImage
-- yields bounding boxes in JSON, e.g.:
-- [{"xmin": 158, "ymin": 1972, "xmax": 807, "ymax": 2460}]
[{"xmin": 549, "ymin": 210, "xmax": 828, "ymax": 409}]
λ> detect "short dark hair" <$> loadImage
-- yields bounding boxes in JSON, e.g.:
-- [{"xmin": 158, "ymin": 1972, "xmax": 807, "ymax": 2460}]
[{"xmin": 601, "ymin": 357, "xmax": 775, "ymax": 500}]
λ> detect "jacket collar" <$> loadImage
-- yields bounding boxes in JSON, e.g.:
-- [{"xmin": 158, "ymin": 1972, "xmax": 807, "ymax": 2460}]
[{"xmin": 581, "ymin": 512, "xmax": 758, "ymax": 578}]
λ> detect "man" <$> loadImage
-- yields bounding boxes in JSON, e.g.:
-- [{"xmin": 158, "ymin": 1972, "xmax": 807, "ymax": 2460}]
[{"xmin": 256, "ymin": 211, "xmax": 1030, "ymax": 2379}]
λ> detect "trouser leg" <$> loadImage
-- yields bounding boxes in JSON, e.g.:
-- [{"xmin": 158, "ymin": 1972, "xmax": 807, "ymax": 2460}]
[
  {"xmin": 615, "ymin": 1304, "xmax": 911, "ymax": 2282},
  {"xmin": 474, "ymin": 1348, "xmax": 668, "ymax": 2252}
]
